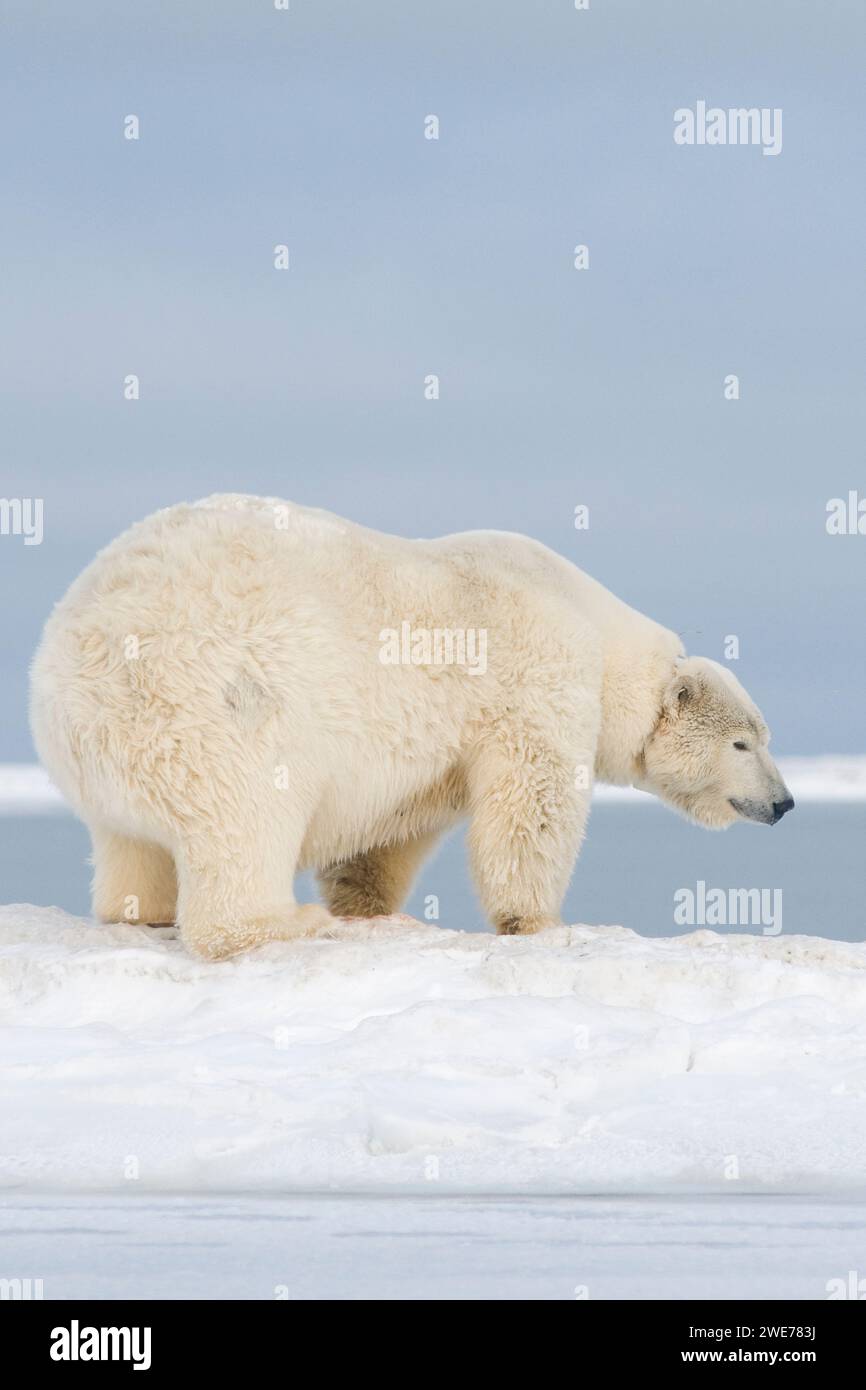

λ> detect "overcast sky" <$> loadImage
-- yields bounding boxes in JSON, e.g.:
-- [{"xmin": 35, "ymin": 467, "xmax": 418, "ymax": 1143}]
[{"xmin": 1, "ymin": 0, "xmax": 864, "ymax": 757}]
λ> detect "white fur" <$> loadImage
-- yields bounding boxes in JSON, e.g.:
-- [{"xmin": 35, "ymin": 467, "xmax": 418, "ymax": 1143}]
[{"xmin": 30, "ymin": 495, "xmax": 791, "ymax": 958}]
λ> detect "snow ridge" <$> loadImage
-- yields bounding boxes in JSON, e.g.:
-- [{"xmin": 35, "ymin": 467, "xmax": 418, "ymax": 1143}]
[{"xmin": 2, "ymin": 905, "xmax": 865, "ymax": 1194}]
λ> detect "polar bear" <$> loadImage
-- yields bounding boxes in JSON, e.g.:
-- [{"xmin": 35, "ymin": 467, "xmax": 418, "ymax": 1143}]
[{"xmin": 30, "ymin": 495, "xmax": 793, "ymax": 959}]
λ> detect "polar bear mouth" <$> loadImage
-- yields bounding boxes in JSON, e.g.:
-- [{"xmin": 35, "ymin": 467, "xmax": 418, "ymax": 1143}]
[{"xmin": 729, "ymin": 796, "xmax": 792, "ymax": 825}]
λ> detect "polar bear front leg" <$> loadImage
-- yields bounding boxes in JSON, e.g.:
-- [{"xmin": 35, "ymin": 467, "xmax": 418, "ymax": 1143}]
[
  {"xmin": 317, "ymin": 832, "xmax": 440, "ymax": 918},
  {"xmin": 90, "ymin": 827, "xmax": 177, "ymax": 926},
  {"xmin": 466, "ymin": 731, "xmax": 590, "ymax": 936}
]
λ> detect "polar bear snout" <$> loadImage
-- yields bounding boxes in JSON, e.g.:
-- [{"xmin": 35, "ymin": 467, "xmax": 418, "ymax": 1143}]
[
  {"xmin": 727, "ymin": 757, "xmax": 794, "ymax": 826},
  {"xmin": 729, "ymin": 791, "xmax": 795, "ymax": 825}
]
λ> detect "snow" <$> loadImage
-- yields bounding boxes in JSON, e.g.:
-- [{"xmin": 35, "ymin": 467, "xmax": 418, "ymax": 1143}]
[
  {"xmin": 2, "ymin": 904, "xmax": 865, "ymax": 1195},
  {"xmin": 4, "ymin": 756, "xmax": 866, "ymax": 814},
  {"xmin": 0, "ymin": 764, "xmax": 67, "ymax": 813}
]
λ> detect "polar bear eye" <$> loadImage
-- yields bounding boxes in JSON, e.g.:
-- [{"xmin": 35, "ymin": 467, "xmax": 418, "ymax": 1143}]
[{"xmin": 733, "ymin": 740, "xmax": 748, "ymax": 751}]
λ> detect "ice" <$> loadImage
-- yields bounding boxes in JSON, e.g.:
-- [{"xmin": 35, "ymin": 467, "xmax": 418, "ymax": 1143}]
[{"xmin": 2, "ymin": 1192, "xmax": 863, "ymax": 1300}]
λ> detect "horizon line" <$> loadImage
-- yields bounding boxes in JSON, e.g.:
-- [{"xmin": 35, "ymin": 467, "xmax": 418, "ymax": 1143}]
[{"xmin": 1, "ymin": 757, "xmax": 865, "ymax": 814}]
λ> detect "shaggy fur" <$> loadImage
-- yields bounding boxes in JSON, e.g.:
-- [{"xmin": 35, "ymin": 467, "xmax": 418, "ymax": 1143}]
[{"xmin": 30, "ymin": 495, "xmax": 792, "ymax": 959}]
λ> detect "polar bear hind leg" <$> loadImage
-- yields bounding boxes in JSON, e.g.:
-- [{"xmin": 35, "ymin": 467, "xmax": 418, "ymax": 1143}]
[
  {"xmin": 142, "ymin": 747, "xmax": 334, "ymax": 959},
  {"xmin": 175, "ymin": 807, "xmax": 334, "ymax": 960},
  {"xmin": 90, "ymin": 828, "xmax": 178, "ymax": 926}
]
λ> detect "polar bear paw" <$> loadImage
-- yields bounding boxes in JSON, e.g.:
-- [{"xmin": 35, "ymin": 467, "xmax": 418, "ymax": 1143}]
[
  {"xmin": 339, "ymin": 912, "xmax": 424, "ymax": 928},
  {"xmin": 495, "ymin": 913, "xmax": 561, "ymax": 937},
  {"xmin": 182, "ymin": 903, "xmax": 336, "ymax": 960}
]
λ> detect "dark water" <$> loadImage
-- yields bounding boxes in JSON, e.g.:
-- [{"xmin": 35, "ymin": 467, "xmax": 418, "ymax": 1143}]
[{"xmin": 2, "ymin": 803, "xmax": 863, "ymax": 943}]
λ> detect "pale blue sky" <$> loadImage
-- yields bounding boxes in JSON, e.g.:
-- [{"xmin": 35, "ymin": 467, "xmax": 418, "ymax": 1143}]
[{"xmin": 1, "ymin": 0, "xmax": 864, "ymax": 756}]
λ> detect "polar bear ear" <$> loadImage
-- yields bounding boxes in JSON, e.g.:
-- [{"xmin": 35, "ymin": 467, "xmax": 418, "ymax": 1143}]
[{"xmin": 663, "ymin": 670, "xmax": 701, "ymax": 718}]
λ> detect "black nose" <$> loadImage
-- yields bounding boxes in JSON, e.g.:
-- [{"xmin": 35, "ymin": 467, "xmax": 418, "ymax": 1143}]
[{"xmin": 772, "ymin": 796, "xmax": 795, "ymax": 823}]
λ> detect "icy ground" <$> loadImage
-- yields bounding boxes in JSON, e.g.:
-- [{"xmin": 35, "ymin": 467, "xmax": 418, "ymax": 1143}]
[
  {"xmin": 3, "ymin": 1192, "xmax": 864, "ymax": 1299},
  {"xmin": 2, "ymin": 905, "xmax": 866, "ymax": 1194}
]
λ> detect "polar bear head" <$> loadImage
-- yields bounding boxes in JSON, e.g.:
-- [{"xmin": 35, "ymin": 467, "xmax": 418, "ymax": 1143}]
[{"xmin": 638, "ymin": 657, "xmax": 794, "ymax": 829}]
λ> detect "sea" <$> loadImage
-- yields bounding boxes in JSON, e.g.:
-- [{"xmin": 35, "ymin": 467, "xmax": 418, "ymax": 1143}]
[{"xmin": 2, "ymin": 798, "xmax": 863, "ymax": 943}]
